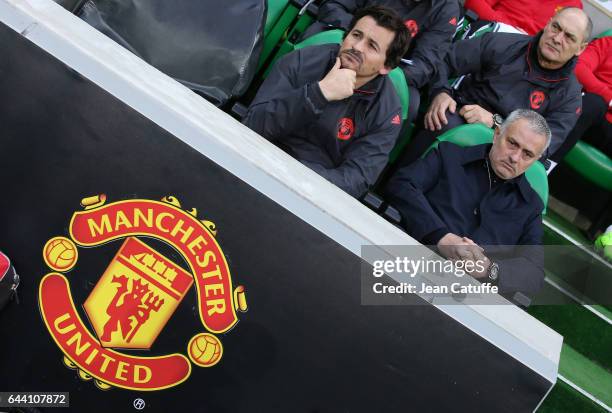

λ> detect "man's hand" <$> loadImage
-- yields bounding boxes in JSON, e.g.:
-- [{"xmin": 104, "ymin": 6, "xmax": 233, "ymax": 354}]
[
  {"xmin": 466, "ymin": 255, "xmax": 491, "ymax": 279},
  {"xmin": 438, "ymin": 234, "xmax": 491, "ymax": 279},
  {"xmin": 437, "ymin": 233, "xmax": 485, "ymax": 261},
  {"xmin": 459, "ymin": 104, "xmax": 494, "ymax": 127},
  {"xmin": 424, "ymin": 92, "xmax": 457, "ymax": 131},
  {"xmin": 318, "ymin": 58, "xmax": 356, "ymax": 102}
]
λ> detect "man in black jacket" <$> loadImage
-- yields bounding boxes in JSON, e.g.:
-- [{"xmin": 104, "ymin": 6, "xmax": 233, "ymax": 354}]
[
  {"xmin": 245, "ymin": 6, "xmax": 410, "ymax": 198},
  {"xmin": 301, "ymin": 0, "xmax": 460, "ymax": 121},
  {"xmin": 401, "ymin": 7, "xmax": 590, "ymax": 165},
  {"xmin": 385, "ymin": 109, "xmax": 550, "ymax": 295},
  {"xmin": 302, "ymin": 0, "xmax": 459, "ymax": 89}
]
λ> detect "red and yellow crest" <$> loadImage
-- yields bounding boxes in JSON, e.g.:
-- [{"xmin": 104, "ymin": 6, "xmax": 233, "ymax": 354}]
[{"xmin": 39, "ymin": 195, "xmax": 247, "ymax": 391}]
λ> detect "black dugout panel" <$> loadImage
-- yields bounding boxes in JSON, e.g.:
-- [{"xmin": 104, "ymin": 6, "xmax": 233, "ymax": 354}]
[{"xmin": 0, "ymin": 22, "xmax": 550, "ymax": 412}]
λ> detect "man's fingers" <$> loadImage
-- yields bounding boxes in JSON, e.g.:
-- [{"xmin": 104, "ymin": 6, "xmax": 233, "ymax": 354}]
[
  {"xmin": 430, "ymin": 109, "xmax": 441, "ymax": 130},
  {"xmin": 437, "ymin": 106, "xmax": 448, "ymax": 128},
  {"xmin": 463, "ymin": 111, "xmax": 478, "ymax": 123},
  {"xmin": 449, "ymin": 99, "xmax": 457, "ymax": 114},
  {"xmin": 424, "ymin": 111, "xmax": 433, "ymax": 130},
  {"xmin": 457, "ymin": 247, "xmax": 474, "ymax": 261},
  {"xmin": 472, "ymin": 250, "xmax": 486, "ymax": 262},
  {"xmin": 425, "ymin": 105, "xmax": 438, "ymax": 130},
  {"xmin": 333, "ymin": 57, "xmax": 341, "ymax": 70},
  {"xmin": 468, "ymin": 114, "xmax": 484, "ymax": 124},
  {"xmin": 459, "ymin": 105, "xmax": 474, "ymax": 117}
]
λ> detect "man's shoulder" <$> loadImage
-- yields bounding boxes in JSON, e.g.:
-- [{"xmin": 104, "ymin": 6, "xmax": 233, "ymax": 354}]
[
  {"xmin": 436, "ymin": 141, "xmax": 463, "ymax": 153},
  {"xmin": 565, "ymin": 72, "xmax": 583, "ymax": 93},
  {"xmin": 361, "ymin": 74, "xmax": 403, "ymax": 125},
  {"xmin": 427, "ymin": 141, "xmax": 480, "ymax": 165},
  {"xmin": 378, "ymin": 75, "xmax": 402, "ymax": 106},
  {"xmin": 481, "ymin": 32, "xmax": 531, "ymax": 51},
  {"xmin": 516, "ymin": 175, "xmax": 545, "ymax": 213},
  {"xmin": 436, "ymin": 141, "xmax": 483, "ymax": 156},
  {"xmin": 546, "ymin": 70, "xmax": 582, "ymax": 103},
  {"xmin": 429, "ymin": 0, "xmax": 461, "ymax": 17}
]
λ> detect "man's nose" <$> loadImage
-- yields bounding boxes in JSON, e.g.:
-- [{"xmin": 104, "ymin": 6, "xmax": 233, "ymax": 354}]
[
  {"xmin": 551, "ymin": 31, "xmax": 564, "ymax": 44},
  {"xmin": 352, "ymin": 39, "xmax": 365, "ymax": 52},
  {"xmin": 509, "ymin": 149, "xmax": 521, "ymax": 163}
]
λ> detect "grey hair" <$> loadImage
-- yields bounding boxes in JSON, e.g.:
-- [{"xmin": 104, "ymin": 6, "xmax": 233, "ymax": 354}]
[{"xmin": 500, "ymin": 109, "xmax": 552, "ymax": 151}]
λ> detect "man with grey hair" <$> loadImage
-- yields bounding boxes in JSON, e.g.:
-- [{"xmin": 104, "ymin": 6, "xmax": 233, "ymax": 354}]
[
  {"xmin": 385, "ymin": 109, "xmax": 550, "ymax": 295},
  {"xmin": 399, "ymin": 6, "xmax": 589, "ymax": 167}
]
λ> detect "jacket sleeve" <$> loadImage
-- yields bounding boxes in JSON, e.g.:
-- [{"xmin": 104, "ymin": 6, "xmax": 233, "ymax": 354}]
[
  {"xmin": 404, "ymin": 1, "xmax": 461, "ymax": 89},
  {"xmin": 464, "ymin": 0, "xmax": 503, "ymax": 23},
  {"xmin": 384, "ymin": 145, "xmax": 449, "ymax": 241},
  {"xmin": 243, "ymin": 49, "xmax": 328, "ymax": 142},
  {"xmin": 495, "ymin": 212, "xmax": 544, "ymax": 296},
  {"xmin": 318, "ymin": 0, "xmax": 367, "ymax": 31},
  {"xmin": 301, "ymin": 111, "xmax": 401, "ymax": 197},
  {"xmin": 545, "ymin": 86, "xmax": 582, "ymax": 157},
  {"xmin": 429, "ymin": 33, "xmax": 498, "ymax": 99},
  {"xmin": 575, "ymin": 39, "xmax": 612, "ymax": 104}
]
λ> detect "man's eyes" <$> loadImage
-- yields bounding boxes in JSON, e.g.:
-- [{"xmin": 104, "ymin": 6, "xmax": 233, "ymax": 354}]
[{"xmin": 551, "ymin": 22, "xmax": 576, "ymax": 42}]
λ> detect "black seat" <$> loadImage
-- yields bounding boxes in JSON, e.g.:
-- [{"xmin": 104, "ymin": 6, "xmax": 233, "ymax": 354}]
[{"xmin": 77, "ymin": 0, "xmax": 266, "ymax": 106}]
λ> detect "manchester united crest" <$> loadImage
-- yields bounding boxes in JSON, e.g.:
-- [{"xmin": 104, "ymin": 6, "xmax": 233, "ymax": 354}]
[
  {"xmin": 529, "ymin": 90, "xmax": 546, "ymax": 110},
  {"xmin": 404, "ymin": 19, "xmax": 419, "ymax": 38},
  {"xmin": 337, "ymin": 117, "xmax": 355, "ymax": 141},
  {"xmin": 39, "ymin": 195, "xmax": 247, "ymax": 391}
]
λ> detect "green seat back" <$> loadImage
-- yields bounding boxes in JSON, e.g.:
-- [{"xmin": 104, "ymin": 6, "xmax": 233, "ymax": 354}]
[
  {"xmin": 425, "ymin": 124, "xmax": 549, "ymax": 211},
  {"xmin": 265, "ymin": 0, "xmax": 289, "ymax": 37},
  {"xmin": 595, "ymin": 28, "xmax": 612, "ymax": 39},
  {"xmin": 294, "ymin": 29, "xmax": 410, "ymax": 121},
  {"xmin": 564, "ymin": 142, "xmax": 612, "ymax": 191},
  {"xmin": 258, "ymin": 0, "xmax": 296, "ymax": 71},
  {"xmin": 294, "ymin": 28, "xmax": 344, "ymax": 49}
]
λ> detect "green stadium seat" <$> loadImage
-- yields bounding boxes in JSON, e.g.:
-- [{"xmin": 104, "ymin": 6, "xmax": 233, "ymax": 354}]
[
  {"xmin": 452, "ymin": 9, "xmax": 479, "ymax": 42},
  {"xmin": 259, "ymin": 2, "xmax": 315, "ymax": 74},
  {"xmin": 595, "ymin": 28, "xmax": 612, "ymax": 39},
  {"xmin": 293, "ymin": 27, "xmax": 343, "ymax": 49},
  {"xmin": 265, "ymin": 0, "xmax": 289, "ymax": 37},
  {"xmin": 258, "ymin": 0, "xmax": 299, "ymax": 72},
  {"xmin": 562, "ymin": 29, "xmax": 612, "ymax": 192},
  {"xmin": 564, "ymin": 142, "xmax": 612, "ymax": 192},
  {"xmin": 424, "ymin": 124, "xmax": 549, "ymax": 211}
]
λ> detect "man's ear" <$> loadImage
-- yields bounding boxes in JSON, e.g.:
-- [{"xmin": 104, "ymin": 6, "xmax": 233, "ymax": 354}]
[
  {"xmin": 493, "ymin": 125, "xmax": 501, "ymax": 141},
  {"xmin": 575, "ymin": 41, "xmax": 588, "ymax": 57},
  {"xmin": 379, "ymin": 66, "xmax": 392, "ymax": 75}
]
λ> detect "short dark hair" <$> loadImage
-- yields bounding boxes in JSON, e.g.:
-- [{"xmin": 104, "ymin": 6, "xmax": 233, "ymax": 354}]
[{"xmin": 345, "ymin": 5, "xmax": 411, "ymax": 68}]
